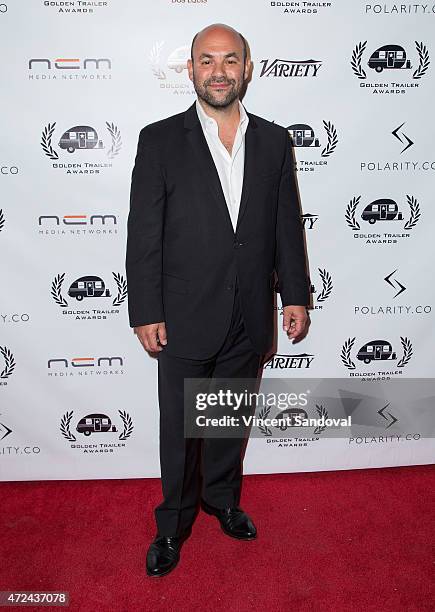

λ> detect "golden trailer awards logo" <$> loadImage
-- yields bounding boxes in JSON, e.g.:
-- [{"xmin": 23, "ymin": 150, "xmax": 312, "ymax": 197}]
[
  {"xmin": 148, "ymin": 41, "xmax": 195, "ymax": 96},
  {"xmin": 60, "ymin": 410, "xmax": 134, "ymax": 454},
  {"xmin": 257, "ymin": 403, "xmax": 328, "ymax": 438},
  {"xmin": 341, "ymin": 336, "xmax": 413, "ymax": 381},
  {"xmin": 51, "ymin": 272, "xmax": 127, "ymax": 320},
  {"xmin": 286, "ymin": 121, "xmax": 338, "ymax": 172},
  {"xmin": 351, "ymin": 41, "xmax": 430, "ymax": 95},
  {"xmin": 269, "ymin": 1, "xmax": 334, "ymax": 15},
  {"xmin": 0, "ymin": 345, "xmax": 15, "ymax": 386},
  {"xmin": 346, "ymin": 195, "xmax": 421, "ymax": 245},
  {"xmin": 40, "ymin": 122, "xmax": 122, "ymax": 174},
  {"xmin": 309, "ymin": 268, "xmax": 333, "ymax": 309}
]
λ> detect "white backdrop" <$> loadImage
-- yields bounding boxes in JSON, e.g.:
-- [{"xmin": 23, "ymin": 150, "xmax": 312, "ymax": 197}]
[{"xmin": 1, "ymin": 0, "xmax": 434, "ymax": 480}]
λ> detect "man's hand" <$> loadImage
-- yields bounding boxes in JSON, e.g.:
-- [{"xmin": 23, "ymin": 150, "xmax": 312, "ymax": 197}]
[
  {"xmin": 282, "ymin": 305, "xmax": 309, "ymax": 342},
  {"xmin": 134, "ymin": 322, "xmax": 167, "ymax": 353}
]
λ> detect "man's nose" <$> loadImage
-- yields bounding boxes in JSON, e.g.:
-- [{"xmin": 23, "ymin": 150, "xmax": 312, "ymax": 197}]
[{"xmin": 211, "ymin": 61, "xmax": 226, "ymax": 77}]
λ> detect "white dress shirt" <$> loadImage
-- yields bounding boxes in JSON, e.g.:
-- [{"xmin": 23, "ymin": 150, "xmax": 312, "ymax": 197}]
[{"xmin": 195, "ymin": 98, "xmax": 249, "ymax": 232}]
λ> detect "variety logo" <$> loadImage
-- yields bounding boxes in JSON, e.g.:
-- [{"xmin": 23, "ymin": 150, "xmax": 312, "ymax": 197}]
[
  {"xmin": 341, "ymin": 336, "xmax": 413, "ymax": 380},
  {"xmin": 28, "ymin": 57, "xmax": 112, "ymax": 81},
  {"xmin": 287, "ymin": 121, "xmax": 338, "ymax": 172},
  {"xmin": 60, "ymin": 410, "xmax": 134, "ymax": 454},
  {"xmin": 260, "ymin": 58, "xmax": 322, "ymax": 78},
  {"xmin": 269, "ymin": 1, "xmax": 334, "ymax": 15},
  {"xmin": 346, "ymin": 195, "xmax": 420, "ymax": 244},
  {"xmin": 301, "ymin": 212, "xmax": 318, "ymax": 230},
  {"xmin": 41, "ymin": 122, "xmax": 122, "ymax": 174},
  {"xmin": 0, "ymin": 345, "xmax": 15, "ymax": 386},
  {"xmin": 48, "ymin": 355, "xmax": 124, "ymax": 377},
  {"xmin": 38, "ymin": 213, "xmax": 118, "ymax": 237},
  {"xmin": 360, "ymin": 123, "xmax": 435, "ymax": 173},
  {"xmin": 148, "ymin": 41, "xmax": 195, "ymax": 95},
  {"xmin": 351, "ymin": 41, "xmax": 430, "ymax": 94},
  {"xmin": 51, "ymin": 272, "xmax": 127, "ymax": 320},
  {"xmin": 43, "ymin": 1, "xmax": 110, "ymax": 15},
  {"xmin": 263, "ymin": 353, "xmax": 315, "ymax": 369}
]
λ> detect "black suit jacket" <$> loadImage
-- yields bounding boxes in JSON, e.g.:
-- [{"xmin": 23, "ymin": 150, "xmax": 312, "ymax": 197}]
[{"xmin": 126, "ymin": 101, "xmax": 310, "ymax": 359}]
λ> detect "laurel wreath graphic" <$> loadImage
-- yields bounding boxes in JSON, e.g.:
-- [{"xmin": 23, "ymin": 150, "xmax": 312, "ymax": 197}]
[
  {"xmin": 313, "ymin": 404, "xmax": 328, "ymax": 435},
  {"xmin": 149, "ymin": 41, "xmax": 166, "ymax": 80},
  {"xmin": 51, "ymin": 273, "xmax": 68, "ymax": 308},
  {"xmin": 258, "ymin": 406, "xmax": 272, "ymax": 437},
  {"xmin": 118, "ymin": 410, "xmax": 134, "ymax": 440},
  {"xmin": 345, "ymin": 196, "xmax": 361, "ymax": 230},
  {"xmin": 341, "ymin": 337, "xmax": 356, "ymax": 370},
  {"xmin": 41, "ymin": 122, "xmax": 59, "ymax": 160},
  {"xmin": 60, "ymin": 411, "xmax": 77, "ymax": 442},
  {"xmin": 413, "ymin": 41, "xmax": 430, "ymax": 79},
  {"xmin": 316, "ymin": 268, "xmax": 333, "ymax": 302},
  {"xmin": 351, "ymin": 41, "xmax": 367, "ymax": 79},
  {"xmin": 404, "ymin": 195, "xmax": 421, "ymax": 230},
  {"xmin": 0, "ymin": 346, "xmax": 15, "ymax": 379},
  {"xmin": 321, "ymin": 121, "xmax": 337, "ymax": 157},
  {"xmin": 397, "ymin": 336, "xmax": 413, "ymax": 368},
  {"xmin": 0, "ymin": 209, "xmax": 4, "ymax": 233},
  {"xmin": 106, "ymin": 122, "xmax": 122, "ymax": 159},
  {"xmin": 112, "ymin": 272, "xmax": 127, "ymax": 307}
]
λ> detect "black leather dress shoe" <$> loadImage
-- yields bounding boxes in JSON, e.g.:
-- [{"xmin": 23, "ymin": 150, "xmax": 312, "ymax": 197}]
[
  {"xmin": 201, "ymin": 499, "xmax": 257, "ymax": 540},
  {"xmin": 146, "ymin": 531, "xmax": 190, "ymax": 577}
]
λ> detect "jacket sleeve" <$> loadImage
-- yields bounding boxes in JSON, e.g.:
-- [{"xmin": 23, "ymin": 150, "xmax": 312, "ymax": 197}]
[
  {"xmin": 126, "ymin": 127, "xmax": 166, "ymax": 327},
  {"xmin": 275, "ymin": 129, "xmax": 310, "ymax": 307}
]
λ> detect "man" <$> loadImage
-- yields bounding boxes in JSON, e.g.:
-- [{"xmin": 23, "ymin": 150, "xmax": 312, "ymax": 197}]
[{"xmin": 126, "ymin": 23, "xmax": 310, "ymax": 577}]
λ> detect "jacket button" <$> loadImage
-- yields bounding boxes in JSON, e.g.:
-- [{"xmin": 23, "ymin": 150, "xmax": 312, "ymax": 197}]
[
  {"xmin": 227, "ymin": 284, "xmax": 234, "ymax": 290},
  {"xmin": 234, "ymin": 242, "xmax": 244, "ymax": 248}
]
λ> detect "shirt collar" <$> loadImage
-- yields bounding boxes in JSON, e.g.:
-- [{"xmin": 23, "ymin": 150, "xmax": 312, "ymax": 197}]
[{"xmin": 195, "ymin": 99, "xmax": 249, "ymax": 136}]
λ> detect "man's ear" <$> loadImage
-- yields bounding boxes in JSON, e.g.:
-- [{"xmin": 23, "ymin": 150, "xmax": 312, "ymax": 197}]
[
  {"xmin": 187, "ymin": 58, "xmax": 193, "ymax": 82},
  {"xmin": 244, "ymin": 59, "xmax": 252, "ymax": 80}
]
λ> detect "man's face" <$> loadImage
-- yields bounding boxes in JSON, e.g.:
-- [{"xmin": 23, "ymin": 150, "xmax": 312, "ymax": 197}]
[{"xmin": 187, "ymin": 30, "xmax": 249, "ymax": 108}]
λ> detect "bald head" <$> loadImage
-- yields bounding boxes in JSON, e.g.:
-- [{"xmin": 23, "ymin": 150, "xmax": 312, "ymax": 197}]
[{"xmin": 190, "ymin": 23, "xmax": 247, "ymax": 65}]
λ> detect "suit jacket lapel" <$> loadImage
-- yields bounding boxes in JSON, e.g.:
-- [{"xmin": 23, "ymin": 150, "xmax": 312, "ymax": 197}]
[
  {"xmin": 236, "ymin": 115, "xmax": 257, "ymax": 233},
  {"xmin": 184, "ymin": 101, "xmax": 258, "ymax": 236}
]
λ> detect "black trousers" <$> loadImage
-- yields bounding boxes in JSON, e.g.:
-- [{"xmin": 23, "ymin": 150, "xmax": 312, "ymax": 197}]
[{"xmin": 155, "ymin": 279, "xmax": 263, "ymax": 536}]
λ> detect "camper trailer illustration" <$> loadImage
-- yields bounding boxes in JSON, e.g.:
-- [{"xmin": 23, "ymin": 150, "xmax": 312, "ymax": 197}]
[
  {"xmin": 275, "ymin": 408, "xmax": 309, "ymax": 431},
  {"xmin": 361, "ymin": 199, "xmax": 403, "ymax": 224},
  {"xmin": 167, "ymin": 46, "xmax": 189, "ymax": 73},
  {"xmin": 356, "ymin": 340, "xmax": 396, "ymax": 364},
  {"xmin": 368, "ymin": 45, "xmax": 411, "ymax": 73},
  {"xmin": 286, "ymin": 124, "xmax": 320, "ymax": 148},
  {"xmin": 76, "ymin": 413, "xmax": 117, "ymax": 436},
  {"xmin": 58, "ymin": 125, "xmax": 104, "ymax": 153},
  {"xmin": 67, "ymin": 276, "xmax": 111, "ymax": 301}
]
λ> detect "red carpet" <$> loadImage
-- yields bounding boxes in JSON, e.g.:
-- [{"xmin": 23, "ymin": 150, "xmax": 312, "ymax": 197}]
[{"xmin": 1, "ymin": 466, "xmax": 434, "ymax": 611}]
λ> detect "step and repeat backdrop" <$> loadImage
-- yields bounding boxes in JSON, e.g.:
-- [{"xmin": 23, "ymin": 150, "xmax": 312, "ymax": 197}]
[{"xmin": 1, "ymin": 1, "xmax": 434, "ymax": 480}]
